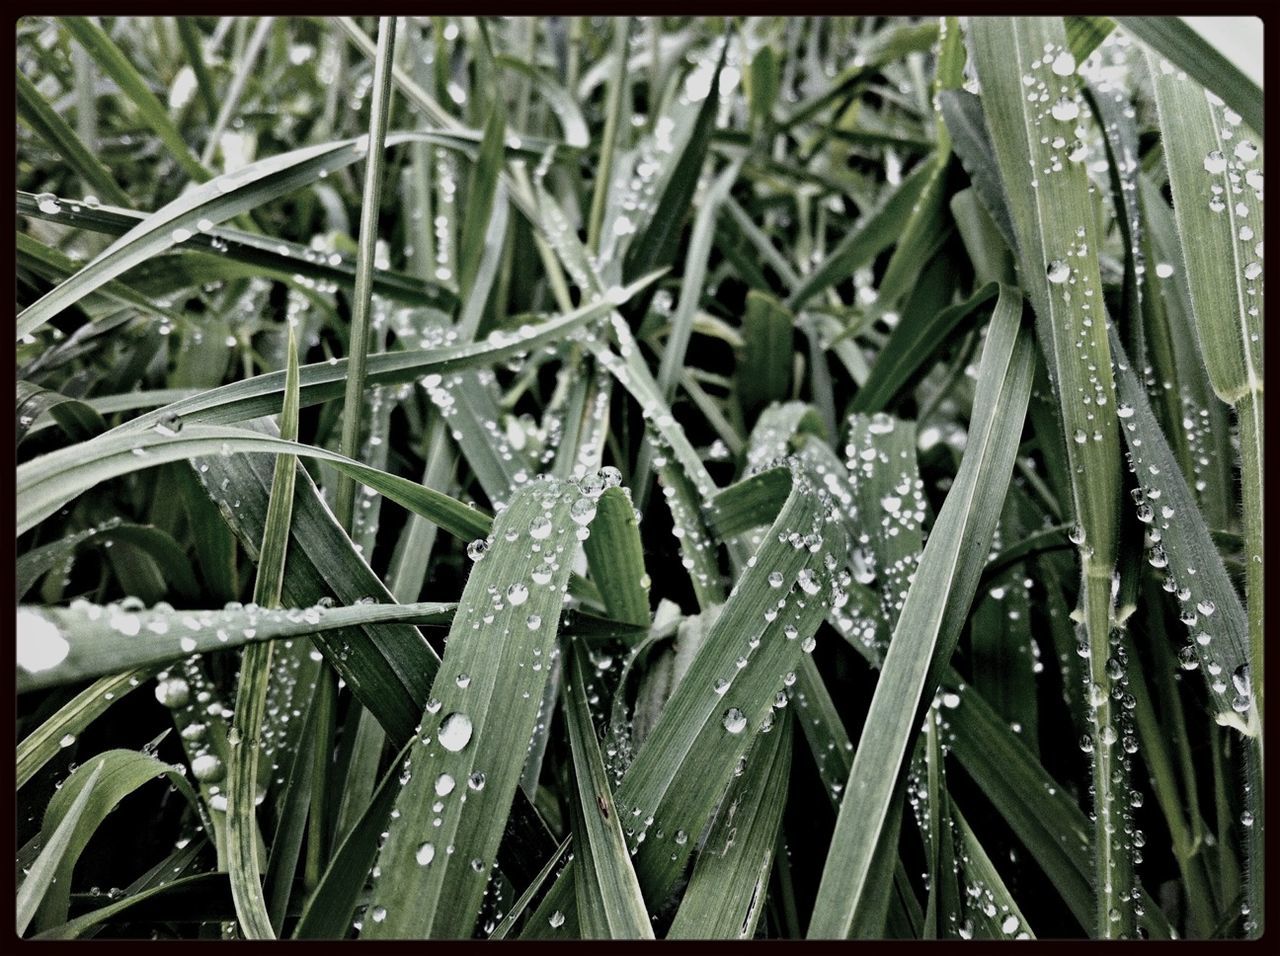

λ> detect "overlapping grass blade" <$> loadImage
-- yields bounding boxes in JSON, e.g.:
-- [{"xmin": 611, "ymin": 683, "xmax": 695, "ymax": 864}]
[
  {"xmin": 808, "ymin": 284, "xmax": 1033, "ymax": 938},
  {"xmin": 562, "ymin": 642, "xmax": 654, "ymax": 938},
  {"xmin": 667, "ymin": 710, "xmax": 793, "ymax": 939}
]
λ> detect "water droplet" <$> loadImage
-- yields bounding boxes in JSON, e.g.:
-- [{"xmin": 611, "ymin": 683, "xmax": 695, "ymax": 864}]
[
  {"xmin": 416, "ymin": 842, "xmax": 435, "ymax": 866},
  {"xmin": 723, "ymin": 708, "xmax": 748, "ymax": 734},
  {"xmin": 1204, "ymin": 150, "xmax": 1228, "ymax": 174},
  {"xmin": 438, "ymin": 713, "xmax": 473, "ymax": 751},
  {"xmin": 1047, "ymin": 259, "xmax": 1071, "ymax": 284}
]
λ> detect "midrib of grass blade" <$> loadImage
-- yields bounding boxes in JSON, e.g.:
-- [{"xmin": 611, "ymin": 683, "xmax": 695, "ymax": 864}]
[
  {"xmin": 562, "ymin": 643, "xmax": 654, "ymax": 939},
  {"xmin": 103, "ymin": 271, "xmax": 659, "ymax": 436},
  {"xmin": 336, "ymin": 16, "xmax": 398, "ymax": 532},
  {"xmin": 361, "ymin": 480, "xmax": 621, "ymax": 938},
  {"xmin": 667, "ymin": 710, "xmax": 793, "ymax": 939},
  {"xmin": 524, "ymin": 460, "xmax": 848, "ymax": 937},
  {"xmin": 17, "ymin": 763, "xmax": 104, "ymax": 936},
  {"xmin": 61, "ymin": 16, "xmax": 213, "ymax": 184},
  {"xmin": 807, "ymin": 285, "xmax": 1034, "ymax": 938},
  {"xmin": 15, "ymin": 69, "xmax": 129, "ymax": 206},
  {"xmin": 227, "ymin": 326, "xmax": 300, "ymax": 938},
  {"xmin": 970, "ymin": 18, "xmax": 1128, "ymax": 935}
]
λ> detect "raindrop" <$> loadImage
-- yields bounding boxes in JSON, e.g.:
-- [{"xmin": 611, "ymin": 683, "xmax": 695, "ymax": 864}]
[{"xmin": 438, "ymin": 713, "xmax": 473, "ymax": 752}]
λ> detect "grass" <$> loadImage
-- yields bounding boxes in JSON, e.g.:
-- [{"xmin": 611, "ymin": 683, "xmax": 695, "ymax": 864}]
[{"xmin": 15, "ymin": 14, "xmax": 1263, "ymax": 940}]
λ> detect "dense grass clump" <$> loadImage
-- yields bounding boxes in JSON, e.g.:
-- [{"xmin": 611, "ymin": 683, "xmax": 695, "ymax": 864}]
[{"xmin": 16, "ymin": 15, "xmax": 1263, "ymax": 940}]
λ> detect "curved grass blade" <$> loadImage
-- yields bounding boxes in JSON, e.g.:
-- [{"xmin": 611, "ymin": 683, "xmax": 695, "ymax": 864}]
[
  {"xmin": 34, "ymin": 872, "xmax": 227, "ymax": 940},
  {"xmin": 17, "ymin": 190, "xmax": 458, "ymax": 312},
  {"xmin": 16, "ymin": 129, "xmax": 474, "ymax": 339},
  {"xmin": 27, "ymin": 749, "xmax": 207, "ymax": 933},
  {"xmin": 17, "ymin": 762, "xmax": 104, "ymax": 936},
  {"xmin": 808, "ymin": 285, "xmax": 1033, "ymax": 938},
  {"xmin": 16, "ymin": 669, "xmax": 150, "ymax": 789}
]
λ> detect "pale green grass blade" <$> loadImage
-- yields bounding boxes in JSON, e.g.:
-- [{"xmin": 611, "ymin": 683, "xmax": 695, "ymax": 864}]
[
  {"xmin": 227, "ymin": 323, "xmax": 301, "ymax": 938},
  {"xmin": 199, "ymin": 16, "xmax": 274, "ymax": 168},
  {"xmin": 667, "ymin": 710, "xmax": 793, "ymax": 939},
  {"xmin": 17, "ymin": 762, "xmax": 104, "ymax": 936},
  {"xmin": 17, "ymin": 600, "xmax": 454, "ymax": 694},
  {"xmin": 951, "ymin": 806, "xmax": 1034, "ymax": 939},
  {"xmin": 106, "ymin": 271, "xmax": 659, "ymax": 434},
  {"xmin": 1065, "ymin": 16, "xmax": 1115, "ymax": 64},
  {"xmin": 16, "ymin": 69, "xmax": 130, "ymax": 206},
  {"xmin": 737, "ymin": 291, "xmax": 795, "ymax": 417},
  {"xmin": 581, "ymin": 483, "xmax": 651, "ymax": 629},
  {"xmin": 587, "ymin": 19, "xmax": 630, "ymax": 255},
  {"xmin": 361, "ymin": 480, "xmax": 620, "ymax": 938},
  {"xmin": 524, "ymin": 459, "xmax": 848, "ymax": 936},
  {"xmin": 844, "ymin": 412, "xmax": 924, "ymax": 621},
  {"xmin": 61, "ymin": 16, "xmax": 213, "ymax": 183},
  {"xmin": 1148, "ymin": 52, "xmax": 1263, "ymax": 726},
  {"xmin": 1111, "ymin": 331, "xmax": 1253, "ymax": 733},
  {"xmin": 1123, "ymin": 17, "xmax": 1263, "ymax": 136},
  {"xmin": 970, "ymin": 19, "xmax": 1129, "ymax": 934},
  {"xmin": 34, "ymin": 872, "xmax": 225, "ymax": 940},
  {"xmin": 808, "ymin": 285, "xmax": 1033, "ymax": 938},
  {"xmin": 562, "ymin": 643, "xmax": 654, "ymax": 939}
]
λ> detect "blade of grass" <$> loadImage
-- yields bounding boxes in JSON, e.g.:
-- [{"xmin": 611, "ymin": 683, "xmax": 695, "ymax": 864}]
[
  {"xmin": 61, "ymin": 16, "xmax": 213, "ymax": 183},
  {"xmin": 970, "ymin": 18, "xmax": 1130, "ymax": 934},
  {"xmin": 335, "ymin": 15, "xmax": 398, "ymax": 530},
  {"xmin": 562, "ymin": 642, "xmax": 655, "ymax": 939},
  {"xmin": 808, "ymin": 285, "xmax": 1033, "ymax": 938}
]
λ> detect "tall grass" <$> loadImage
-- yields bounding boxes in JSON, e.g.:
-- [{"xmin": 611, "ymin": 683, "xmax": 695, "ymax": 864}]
[{"xmin": 15, "ymin": 15, "xmax": 1263, "ymax": 940}]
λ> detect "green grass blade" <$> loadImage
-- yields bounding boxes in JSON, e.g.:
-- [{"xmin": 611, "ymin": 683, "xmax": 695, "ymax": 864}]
[
  {"xmin": 1147, "ymin": 51, "xmax": 1263, "ymax": 729},
  {"xmin": 808, "ymin": 285, "xmax": 1033, "ymax": 938},
  {"xmin": 103, "ymin": 271, "xmax": 659, "ymax": 435},
  {"xmin": 1122, "ymin": 17, "xmax": 1263, "ymax": 136},
  {"xmin": 16, "ymin": 69, "xmax": 130, "ymax": 206},
  {"xmin": 336, "ymin": 16, "xmax": 398, "ymax": 531},
  {"xmin": 16, "ymin": 670, "xmax": 150, "ymax": 788},
  {"xmin": 562, "ymin": 643, "xmax": 654, "ymax": 939},
  {"xmin": 667, "ymin": 710, "xmax": 793, "ymax": 939},
  {"xmin": 737, "ymin": 291, "xmax": 795, "ymax": 417},
  {"xmin": 227, "ymin": 324, "xmax": 301, "ymax": 938},
  {"xmin": 27, "ymin": 749, "xmax": 207, "ymax": 932},
  {"xmin": 61, "ymin": 16, "xmax": 213, "ymax": 183},
  {"xmin": 361, "ymin": 480, "xmax": 620, "ymax": 938},
  {"xmin": 17, "ymin": 762, "xmax": 104, "ymax": 936},
  {"xmin": 524, "ymin": 458, "xmax": 848, "ymax": 937},
  {"xmin": 970, "ymin": 19, "xmax": 1129, "ymax": 933}
]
